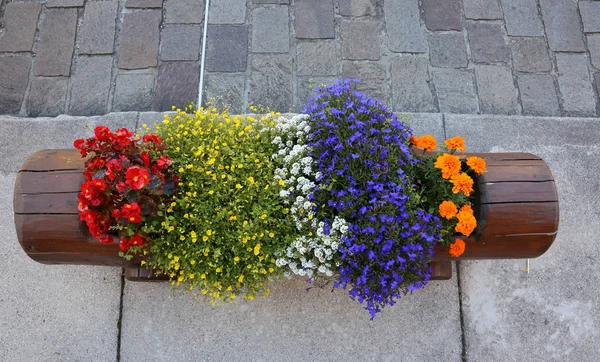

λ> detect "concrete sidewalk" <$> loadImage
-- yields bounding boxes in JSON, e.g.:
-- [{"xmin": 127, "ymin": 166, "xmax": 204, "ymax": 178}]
[{"xmin": 0, "ymin": 111, "xmax": 598, "ymax": 361}]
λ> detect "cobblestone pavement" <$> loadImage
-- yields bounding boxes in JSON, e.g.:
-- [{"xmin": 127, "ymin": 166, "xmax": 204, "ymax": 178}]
[{"xmin": 1, "ymin": 0, "xmax": 600, "ymax": 117}]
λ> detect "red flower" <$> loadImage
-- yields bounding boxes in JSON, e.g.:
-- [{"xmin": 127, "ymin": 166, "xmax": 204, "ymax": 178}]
[
  {"xmin": 140, "ymin": 152, "xmax": 151, "ymax": 167},
  {"xmin": 116, "ymin": 181, "xmax": 128, "ymax": 193},
  {"xmin": 113, "ymin": 128, "xmax": 134, "ymax": 147},
  {"xmin": 156, "ymin": 155, "xmax": 171, "ymax": 168},
  {"xmin": 91, "ymin": 178, "xmax": 107, "ymax": 191},
  {"xmin": 125, "ymin": 166, "xmax": 150, "ymax": 190},
  {"xmin": 74, "ymin": 139, "xmax": 86, "ymax": 156},
  {"xmin": 119, "ymin": 235, "xmax": 144, "ymax": 251},
  {"xmin": 94, "ymin": 126, "xmax": 112, "ymax": 141},
  {"xmin": 142, "ymin": 134, "xmax": 162, "ymax": 145},
  {"xmin": 121, "ymin": 202, "xmax": 142, "ymax": 223},
  {"xmin": 99, "ymin": 235, "xmax": 113, "ymax": 244}
]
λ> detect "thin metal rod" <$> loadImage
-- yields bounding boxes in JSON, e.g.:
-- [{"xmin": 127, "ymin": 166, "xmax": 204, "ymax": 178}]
[{"xmin": 197, "ymin": 0, "xmax": 210, "ymax": 109}]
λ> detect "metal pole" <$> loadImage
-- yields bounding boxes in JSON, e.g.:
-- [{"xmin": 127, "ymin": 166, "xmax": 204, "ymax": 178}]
[{"xmin": 197, "ymin": 0, "xmax": 210, "ymax": 109}]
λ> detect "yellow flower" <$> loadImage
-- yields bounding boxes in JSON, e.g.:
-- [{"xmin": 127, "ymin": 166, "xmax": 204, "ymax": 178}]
[
  {"xmin": 208, "ymin": 190, "xmax": 214, "ymax": 195},
  {"xmin": 278, "ymin": 180, "xmax": 285, "ymax": 186},
  {"xmin": 269, "ymin": 232, "xmax": 275, "ymax": 238},
  {"xmin": 254, "ymin": 243, "xmax": 261, "ymax": 255},
  {"xmin": 236, "ymin": 184, "xmax": 242, "ymax": 189},
  {"xmin": 238, "ymin": 274, "xmax": 244, "ymax": 283},
  {"xmin": 229, "ymin": 215, "xmax": 237, "ymax": 221},
  {"xmin": 173, "ymin": 256, "xmax": 180, "ymax": 262},
  {"xmin": 202, "ymin": 236, "xmax": 209, "ymax": 242},
  {"xmin": 234, "ymin": 256, "xmax": 240, "ymax": 263},
  {"xmin": 260, "ymin": 214, "xmax": 267, "ymax": 219},
  {"xmin": 188, "ymin": 274, "xmax": 195, "ymax": 279},
  {"xmin": 216, "ymin": 267, "xmax": 222, "ymax": 273},
  {"xmin": 247, "ymin": 176, "xmax": 255, "ymax": 184},
  {"xmin": 207, "ymin": 230, "xmax": 212, "ymax": 236},
  {"xmin": 180, "ymin": 235, "xmax": 185, "ymax": 241}
]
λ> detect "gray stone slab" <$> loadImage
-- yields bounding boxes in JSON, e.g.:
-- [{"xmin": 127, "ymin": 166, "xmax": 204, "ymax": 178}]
[
  {"xmin": 384, "ymin": 0, "xmax": 426, "ymax": 53},
  {"xmin": 403, "ymin": 113, "xmax": 445, "ymax": 142},
  {"xmin": 296, "ymin": 76, "xmax": 337, "ymax": 112},
  {"xmin": 79, "ymin": 1, "xmax": 119, "ymax": 55},
  {"xmin": 69, "ymin": 56, "xmax": 113, "ymax": 116},
  {"xmin": 474, "ymin": 64, "xmax": 519, "ymax": 114},
  {"xmin": 295, "ymin": 0, "xmax": 335, "ymax": 39},
  {"xmin": 35, "ymin": 9, "xmax": 77, "ymax": 76},
  {"xmin": 118, "ymin": 10, "xmax": 161, "ymax": 69},
  {"xmin": 0, "ymin": 3, "xmax": 41, "ymax": 52},
  {"xmin": 594, "ymin": 72, "xmax": 600, "ymax": 101},
  {"xmin": 249, "ymin": 55, "xmax": 293, "ymax": 111},
  {"xmin": 255, "ymin": 0, "xmax": 289, "ymax": 3},
  {"xmin": 500, "ymin": 0, "xmax": 544, "ymax": 36},
  {"xmin": 341, "ymin": 19, "xmax": 380, "ymax": 60},
  {"xmin": 444, "ymin": 115, "xmax": 600, "ymax": 361},
  {"xmin": 588, "ymin": 34, "xmax": 600, "ymax": 70},
  {"xmin": 297, "ymin": 42, "xmax": 337, "ymax": 76},
  {"xmin": 251, "ymin": 7, "xmax": 290, "ymax": 53},
  {"xmin": 26, "ymin": 77, "xmax": 68, "ymax": 117},
  {"xmin": 165, "ymin": 0, "xmax": 204, "ymax": 24},
  {"xmin": 160, "ymin": 25, "xmax": 202, "ymax": 61},
  {"xmin": 422, "ymin": 0, "xmax": 462, "ymax": 31},
  {"xmin": 0, "ymin": 112, "xmax": 138, "ymax": 172},
  {"xmin": 390, "ymin": 55, "xmax": 436, "ymax": 113},
  {"xmin": 0, "ymin": 56, "xmax": 31, "ymax": 114},
  {"xmin": 467, "ymin": 22, "xmax": 510, "ymax": 63},
  {"xmin": 341, "ymin": 62, "xmax": 389, "ymax": 103},
  {"xmin": 206, "ymin": 25, "xmax": 248, "ymax": 72},
  {"xmin": 155, "ymin": 61, "xmax": 200, "ymax": 111},
  {"xmin": 580, "ymin": 1, "xmax": 600, "ymax": 33},
  {"xmin": 126, "ymin": 0, "xmax": 163, "ymax": 8},
  {"xmin": 209, "ymin": 0, "xmax": 246, "ymax": 24},
  {"xmin": 432, "ymin": 68, "xmax": 479, "ymax": 113},
  {"xmin": 511, "ymin": 37, "xmax": 551, "ymax": 72},
  {"xmin": 0, "ymin": 173, "xmax": 121, "ymax": 361},
  {"xmin": 203, "ymin": 73, "xmax": 246, "ymax": 113},
  {"xmin": 428, "ymin": 32, "xmax": 468, "ymax": 68},
  {"xmin": 540, "ymin": 0, "xmax": 585, "ymax": 51},
  {"xmin": 463, "ymin": 0, "xmax": 502, "ymax": 20},
  {"xmin": 517, "ymin": 74, "xmax": 560, "ymax": 116},
  {"xmin": 113, "ymin": 73, "xmax": 155, "ymax": 112},
  {"xmin": 121, "ymin": 271, "xmax": 461, "ymax": 360},
  {"xmin": 46, "ymin": 0, "xmax": 84, "ymax": 7},
  {"xmin": 338, "ymin": 0, "xmax": 376, "ymax": 16},
  {"xmin": 555, "ymin": 53, "xmax": 597, "ymax": 116}
]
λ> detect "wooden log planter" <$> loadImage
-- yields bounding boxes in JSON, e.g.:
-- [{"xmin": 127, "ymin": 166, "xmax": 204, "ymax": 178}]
[{"xmin": 14, "ymin": 149, "xmax": 559, "ymax": 281}]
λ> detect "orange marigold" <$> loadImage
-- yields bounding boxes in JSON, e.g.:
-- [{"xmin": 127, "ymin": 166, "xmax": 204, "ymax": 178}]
[
  {"xmin": 434, "ymin": 153, "xmax": 462, "ymax": 179},
  {"xmin": 455, "ymin": 210, "xmax": 477, "ymax": 237},
  {"xmin": 439, "ymin": 200, "xmax": 458, "ymax": 220},
  {"xmin": 444, "ymin": 136, "xmax": 466, "ymax": 154},
  {"xmin": 466, "ymin": 156, "xmax": 486, "ymax": 176},
  {"xmin": 460, "ymin": 204, "xmax": 474, "ymax": 215},
  {"xmin": 450, "ymin": 172, "xmax": 474, "ymax": 196},
  {"xmin": 449, "ymin": 238, "xmax": 466, "ymax": 258},
  {"xmin": 411, "ymin": 134, "xmax": 437, "ymax": 152}
]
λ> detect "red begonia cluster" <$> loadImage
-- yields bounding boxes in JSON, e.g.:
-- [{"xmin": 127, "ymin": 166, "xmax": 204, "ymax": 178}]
[{"xmin": 74, "ymin": 126, "xmax": 178, "ymax": 252}]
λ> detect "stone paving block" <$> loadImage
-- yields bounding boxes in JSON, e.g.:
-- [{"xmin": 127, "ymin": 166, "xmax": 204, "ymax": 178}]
[
  {"xmin": 475, "ymin": 64, "xmax": 519, "ymax": 114},
  {"xmin": 540, "ymin": 0, "xmax": 585, "ymax": 51},
  {"xmin": 155, "ymin": 62, "xmax": 200, "ymax": 111},
  {"xmin": 403, "ymin": 113, "xmax": 445, "ymax": 142},
  {"xmin": 113, "ymin": 73, "xmax": 155, "ymax": 112},
  {"xmin": 517, "ymin": 74, "xmax": 560, "ymax": 116},
  {"xmin": 432, "ymin": 68, "xmax": 478, "ymax": 113},
  {"xmin": 0, "ymin": 56, "xmax": 30, "ymax": 114},
  {"xmin": 126, "ymin": 0, "xmax": 163, "ymax": 8},
  {"xmin": 342, "ymin": 62, "xmax": 388, "ymax": 103},
  {"xmin": 35, "ymin": 9, "xmax": 77, "ymax": 76},
  {"xmin": 510, "ymin": 37, "xmax": 551, "ymax": 72},
  {"xmin": 79, "ymin": 0, "xmax": 118, "ymax": 55},
  {"xmin": 203, "ymin": 74, "xmax": 246, "ymax": 113},
  {"xmin": 555, "ymin": 53, "xmax": 597, "ymax": 116},
  {"xmin": 118, "ymin": 10, "xmax": 161, "ymax": 69},
  {"xmin": 249, "ymin": 55, "xmax": 293, "ymax": 111},
  {"xmin": 252, "ymin": 7, "xmax": 290, "ymax": 53},
  {"xmin": 0, "ymin": 3, "xmax": 41, "ymax": 52},
  {"xmin": 467, "ymin": 22, "xmax": 510, "ymax": 63},
  {"xmin": 165, "ymin": 0, "xmax": 204, "ymax": 24},
  {"xmin": 463, "ymin": 0, "xmax": 502, "ymax": 20},
  {"xmin": 206, "ymin": 25, "xmax": 248, "ymax": 72},
  {"xmin": 295, "ymin": 0, "xmax": 335, "ymax": 39},
  {"xmin": 26, "ymin": 77, "xmax": 68, "ymax": 117},
  {"xmin": 500, "ymin": 0, "xmax": 543, "ymax": 36},
  {"xmin": 160, "ymin": 25, "xmax": 202, "ymax": 61},
  {"xmin": 587, "ymin": 34, "xmax": 600, "ymax": 70},
  {"xmin": 69, "ymin": 56, "xmax": 113, "ymax": 116},
  {"xmin": 254, "ymin": 0, "xmax": 289, "ymax": 3},
  {"xmin": 120, "ymin": 272, "xmax": 461, "ymax": 361},
  {"xmin": 297, "ymin": 42, "xmax": 337, "ymax": 76},
  {"xmin": 296, "ymin": 76, "xmax": 337, "ymax": 112},
  {"xmin": 594, "ymin": 72, "xmax": 600, "ymax": 99},
  {"xmin": 579, "ymin": 1, "xmax": 600, "ymax": 33},
  {"xmin": 428, "ymin": 32, "xmax": 468, "ymax": 68},
  {"xmin": 341, "ymin": 19, "xmax": 380, "ymax": 60},
  {"xmin": 46, "ymin": 0, "xmax": 84, "ymax": 7},
  {"xmin": 390, "ymin": 55, "xmax": 436, "ymax": 113},
  {"xmin": 209, "ymin": 0, "xmax": 246, "ymax": 24},
  {"xmin": 384, "ymin": 0, "xmax": 426, "ymax": 53},
  {"xmin": 422, "ymin": 0, "xmax": 462, "ymax": 31},
  {"xmin": 338, "ymin": 0, "xmax": 376, "ymax": 16}
]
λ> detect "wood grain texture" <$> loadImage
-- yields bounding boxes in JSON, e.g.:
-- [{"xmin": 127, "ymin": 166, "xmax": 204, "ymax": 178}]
[
  {"xmin": 16, "ymin": 170, "xmax": 84, "ymax": 194},
  {"xmin": 480, "ymin": 181, "xmax": 558, "ymax": 204},
  {"xmin": 20, "ymin": 149, "xmax": 84, "ymax": 171}
]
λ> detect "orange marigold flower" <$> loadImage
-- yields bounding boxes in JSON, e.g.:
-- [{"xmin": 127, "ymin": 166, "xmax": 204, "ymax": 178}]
[
  {"xmin": 455, "ymin": 211, "xmax": 477, "ymax": 237},
  {"xmin": 466, "ymin": 156, "xmax": 486, "ymax": 176},
  {"xmin": 460, "ymin": 204, "xmax": 474, "ymax": 215},
  {"xmin": 434, "ymin": 153, "xmax": 462, "ymax": 179},
  {"xmin": 450, "ymin": 172, "xmax": 474, "ymax": 196},
  {"xmin": 439, "ymin": 200, "xmax": 458, "ymax": 220},
  {"xmin": 449, "ymin": 238, "xmax": 466, "ymax": 258},
  {"xmin": 411, "ymin": 134, "xmax": 437, "ymax": 152},
  {"xmin": 444, "ymin": 136, "xmax": 466, "ymax": 154}
]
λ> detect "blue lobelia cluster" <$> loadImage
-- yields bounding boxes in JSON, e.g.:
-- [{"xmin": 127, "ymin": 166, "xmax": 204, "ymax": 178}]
[{"xmin": 302, "ymin": 79, "xmax": 442, "ymax": 319}]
